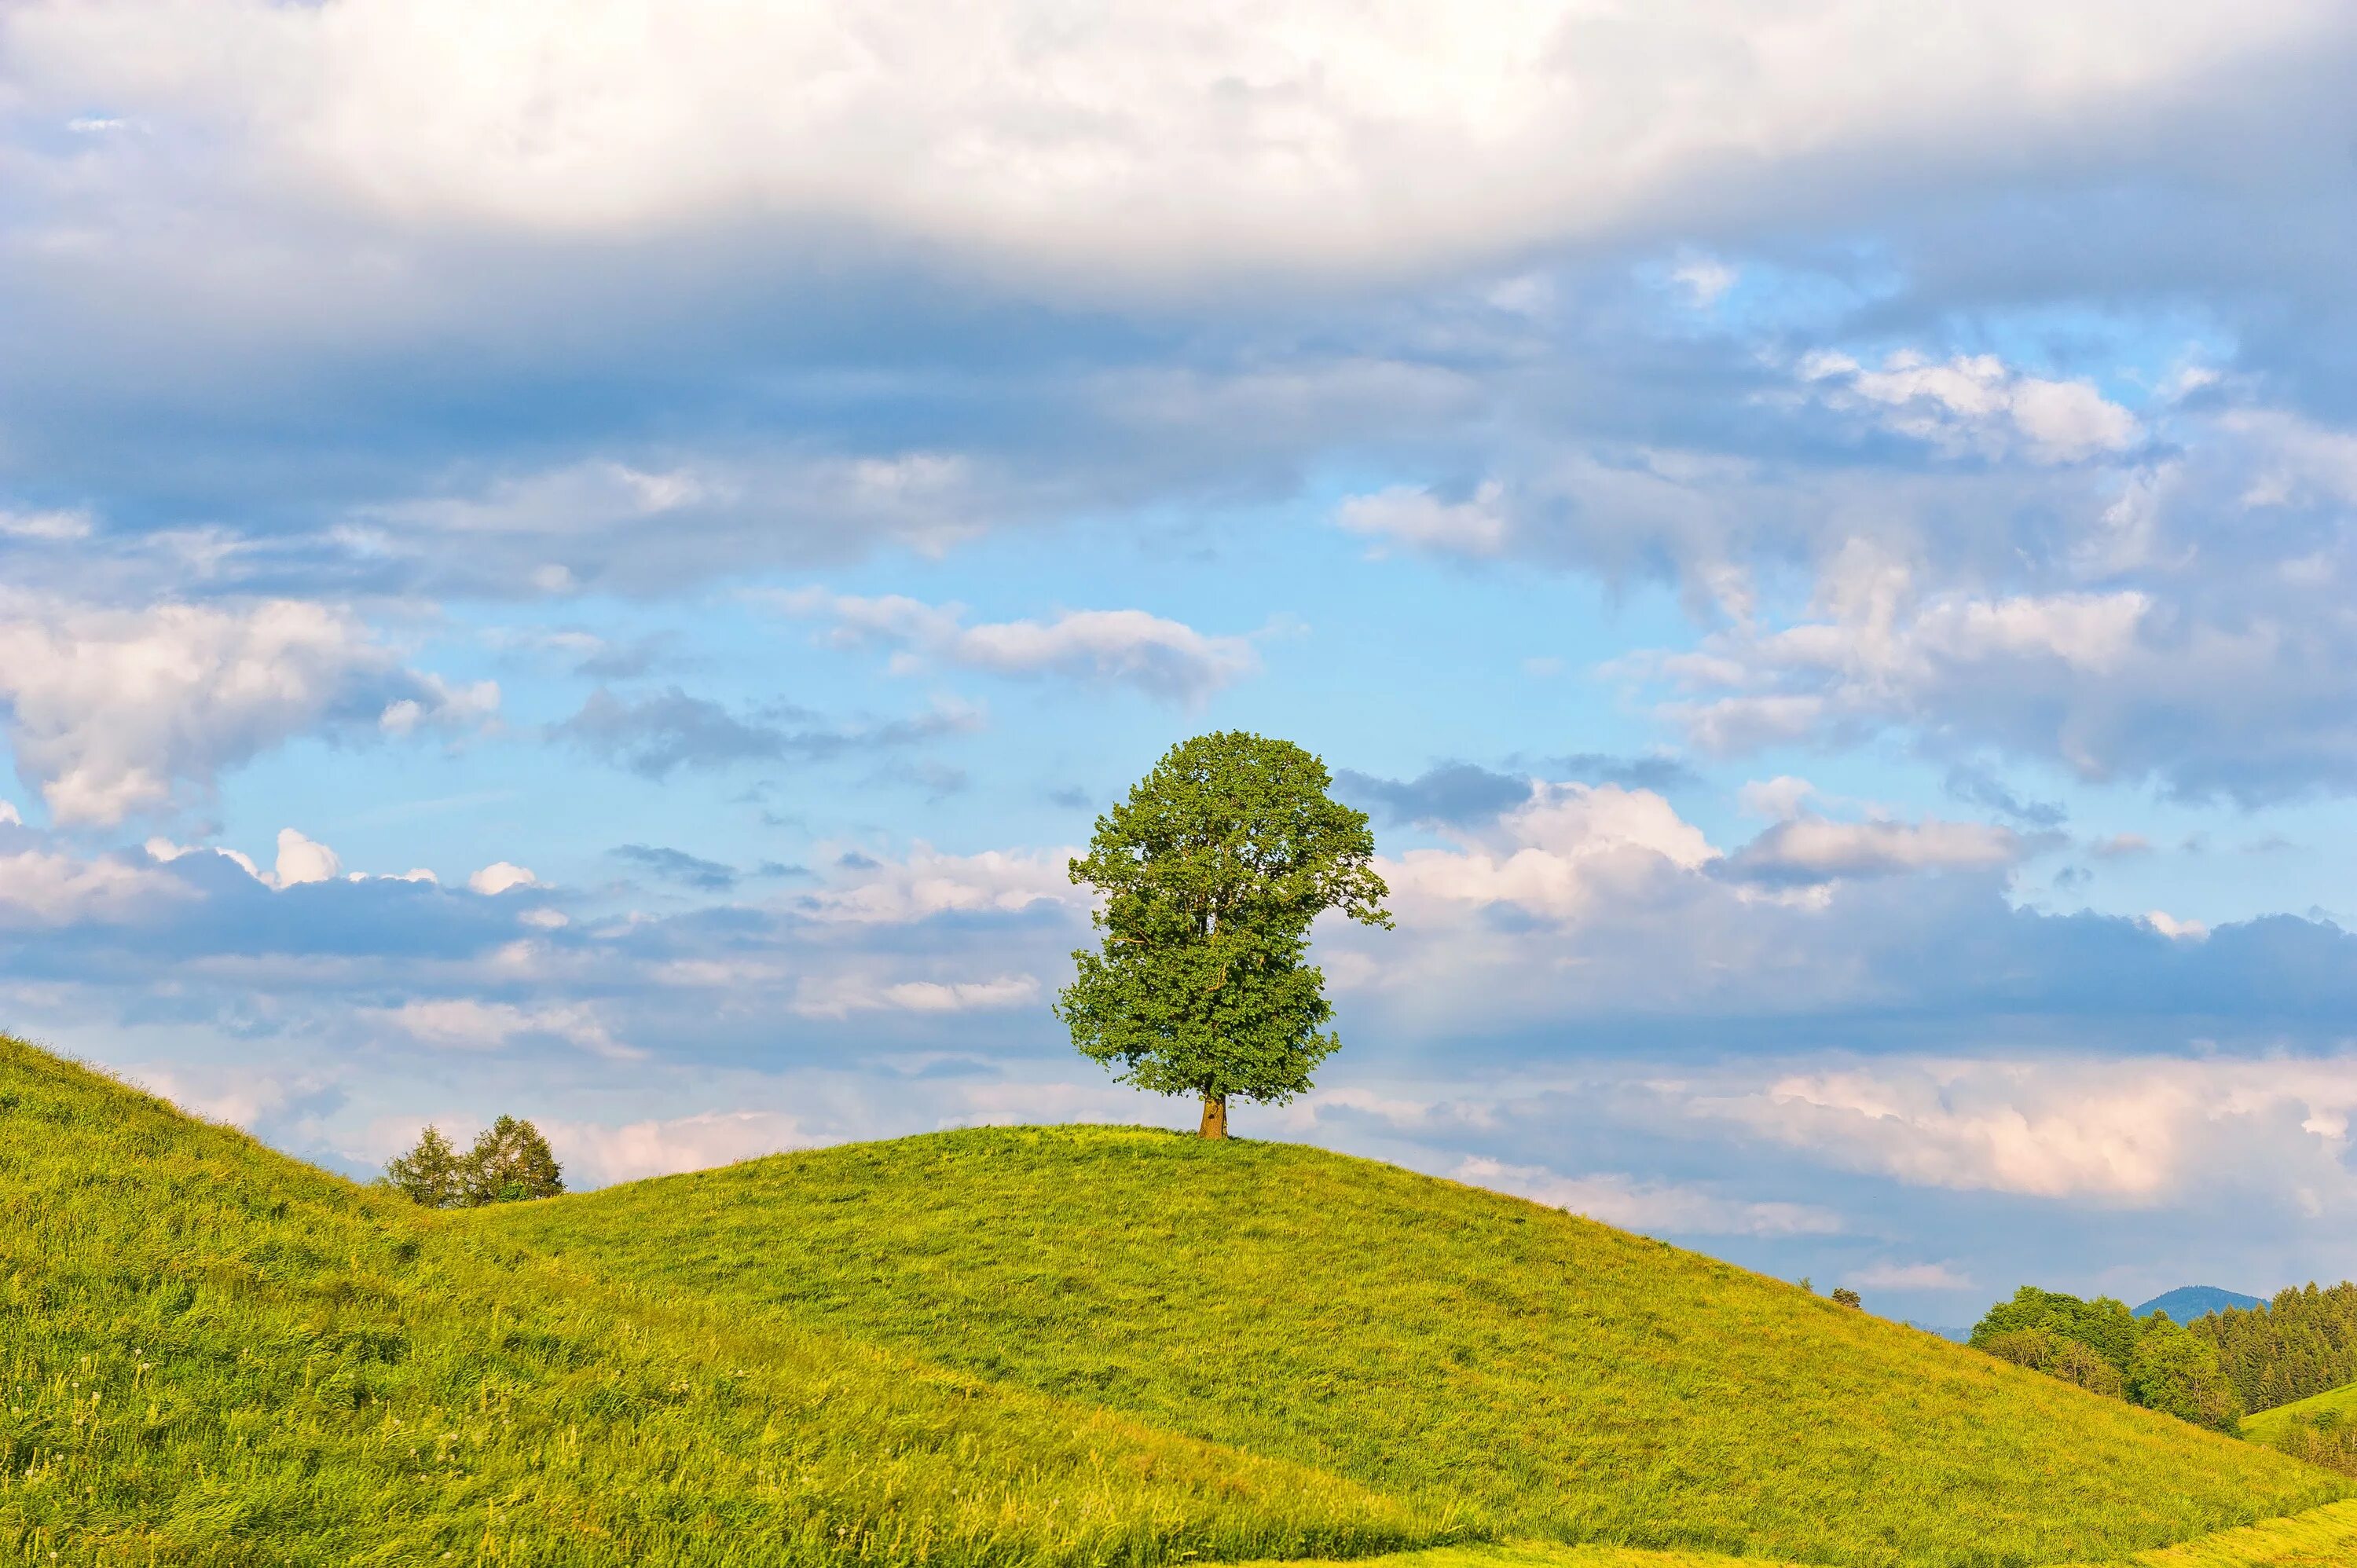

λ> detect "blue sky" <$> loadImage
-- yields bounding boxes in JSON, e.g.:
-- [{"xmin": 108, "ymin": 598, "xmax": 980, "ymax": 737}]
[{"xmin": 5, "ymin": 0, "xmax": 2357, "ymax": 1324}]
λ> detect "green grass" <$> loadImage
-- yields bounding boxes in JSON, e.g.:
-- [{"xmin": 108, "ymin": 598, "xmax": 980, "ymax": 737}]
[
  {"xmin": 2244, "ymin": 1383, "xmax": 2357, "ymax": 1445},
  {"xmin": 1250, "ymin": 1501, "xmax": 2357, "ymax": 1568},
  {"xmin": 0, "ymin": 1038, "xmax": 1432, "ymax": 1566},
  {"xmin": 486, "ymin": 1124, "xmax": 2348, "ymax": 1568},
  {"xmin": 3, "ymin": 1034, "xmax": 2352, "ymax": 1568},
  {"xmin": 2240, "ymin": 1383, "xmax": 2357, "ymax": 1477}
]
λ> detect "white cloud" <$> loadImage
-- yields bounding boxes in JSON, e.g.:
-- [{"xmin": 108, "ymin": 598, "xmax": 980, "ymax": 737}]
[
  {"xmin": 0, "ymin": 594, "xmax": 496, "ymax": 825},
  {"xmin": 778, "ymin": 590, "xmax": 1259, "ymax": 704},
  {"xmin": 0, "ymin": 847, "xmax": 192, "ymax": 927},
  {"xmin": 792, "ymin": 971, "xmax": 1040, "ymax": 1019},
  {"xmin": 1336, "ymin": 482, "xmax": 1510, "ymax": 559},
  {"xmin": 1726, "ymin": 815, "xmax": 2023, "ymax": 884},
  {"xmin": 1382, "ymin": 782, "xmax": 1718, "ymax": 921},
  {"xmin": 800, "ymin": 843, "xmax": 1079, "ymax": 924},
  {"xmin": 5, "ymin": 1, "xmax": 2332, "ymax": 280},
  {"xmin": 379, "ymin": 673, "xmax": 500, "ymax": 736},
  {"xmin": 1670, "ymin": 256, "xmax": 1737, "ymax": 307},
  {"xmin": 128, "ymin": 1062, "xmax": 316, "ymax": 1130},
  {"xmin": 1670, "ymin": 1056, "xmax": 2357, "ymax": 1205},
  {"xmin": 2145, "ymin": 909, "xmax": 2209, "ymax": 941},
  {"xmin": 0, "ymin": 507, "xmax": 94, "ymax": 540},
  {"xmin": 1457, "ymin": 1155, "xmax": 1843, "ymax": 1238},
  {"xmin": 145, "ymin": 836, "xmax": 265, "ymax": 882},
  {"xmin": 380, "ymin": 998, "xmax": 637, "ymax": 1060},
  {"xmin": 272, "ymin": 828, "xmax": 342, "ymax": 887},
  {"xmin": 1801, "ymin": 350, "xmax": 2139, "ymax": 463},
  {"xmin": 1738, "ymin": 776, "xmax": 1816, "ymax": 821},
  {"xmin": 0, "ymin": 800, "xmax": 17, "ymax": 826},
  {"xmin": 551, "ymin": 1109, "xmax": 813, "ymax": 1186},
  {"xmin": 1846, "ymin": 1261, "xmax": 1973, "ymax": 1291},
  {"xmin": 468, "ymin": 861, "xmax": 540, "ymax": 896}
]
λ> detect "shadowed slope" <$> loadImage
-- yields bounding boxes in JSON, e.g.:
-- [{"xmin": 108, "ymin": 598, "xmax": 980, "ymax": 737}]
[{"xmin": 493, "ymin": 1126, "xmax": 2348, "ymax": 1568}]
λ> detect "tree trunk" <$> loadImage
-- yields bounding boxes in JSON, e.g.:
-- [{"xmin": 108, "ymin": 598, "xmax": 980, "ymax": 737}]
[{"xmin": 1197, "ymin": 1094, "xmax": 1229, "ymax": 1140}]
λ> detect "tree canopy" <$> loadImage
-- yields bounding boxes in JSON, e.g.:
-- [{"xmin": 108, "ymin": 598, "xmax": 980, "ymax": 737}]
[
  {"xmin": 1972, "ymin": 1284, "xmax": 2242, "ymax": 1433},
  {"xmin": 383, "ymin": 1115, "xmax": 565, "ymax": 1207},
  {"xmin": 2189, "ymin": 1281, "xmax": 2357, "ymax": 1415},
  {"xmin": 1057, "ymin": 731, "xmax": 1390, "ymax": 1137}
]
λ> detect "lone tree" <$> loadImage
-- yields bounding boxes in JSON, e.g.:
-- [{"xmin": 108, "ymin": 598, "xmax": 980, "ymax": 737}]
[{"xmin": 1057, "ymin": 731, "xmax": 1390, "ymax": 1138}]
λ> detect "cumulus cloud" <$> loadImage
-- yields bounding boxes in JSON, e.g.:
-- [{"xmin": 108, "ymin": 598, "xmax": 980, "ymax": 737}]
[
  {"xmin": 1381, "ymin": 782, "xmax": 1718, "ymax": 921},
  {"xmin": 777, "ymin": 590, "xmax": 1260, "ymax": 704},
  {"xmin": 0, "ymin": 847, "xmax": 192, "ymax": 928},
  {"xmin": 467, "ymin": 862, "xmax": 540, "ymax": 896},
  {"xmin": 1800, "ymin": 350, "xmax": 2139, "ymax": 464},
  {"xmin": 5, "ymin": 0, "xmax": 2336, "ymax": 280},
  {"xmin": 1457, "ymin": 1155, "xmax": 1843, "ymax": 1238},
  {"xmin": 0, "ymin": 595, "xmax": 495, "ymax": 825},
  {"xmin": 272, "ymin": 828, "xmax": 343, "ymax": 888}
]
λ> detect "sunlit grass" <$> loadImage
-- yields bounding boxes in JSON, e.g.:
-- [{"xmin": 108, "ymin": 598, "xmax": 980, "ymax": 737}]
[
  {"xmin": 493, "ymin": 1125, "xmax": 2348, "ymax": 1568},
  {"xmin": 4, "ymin": 1032, "xmax": 2350, "ymax": 1568},
  {"xmin": 2244, "ymin": 1383, "xmax": 2357, "ymax": 1445},
  {"xmin": 0, "ymin": 1038, "xmax": 1433, "ymax": 1565},
  {"xmin": 1249, "ymin": 1499, "xmax": 2357, "ymax": 1568}
]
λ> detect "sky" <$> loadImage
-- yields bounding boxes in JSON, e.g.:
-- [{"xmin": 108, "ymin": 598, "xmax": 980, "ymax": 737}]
[{"xmin": 4, "ymin": 0, "xmax": 2357, "ymax": 1328}]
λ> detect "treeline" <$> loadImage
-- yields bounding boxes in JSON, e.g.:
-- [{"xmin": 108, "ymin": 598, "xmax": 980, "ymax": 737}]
[
  {"xmin": 2188, "ymin": 1282, "xmax": 2357, "ymax": 1415},
  {"xmin": 1970, "ymin": 1286, "xmax": 2239, "ymax": 1433}
]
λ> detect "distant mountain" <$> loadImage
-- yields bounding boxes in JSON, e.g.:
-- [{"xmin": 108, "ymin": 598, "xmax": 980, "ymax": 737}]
[
  {"xmin": 2135, "ymin": 1285, "xmax": 2267, "ymax": 1320},
  {"xmin": 1906, "ymin": 1321, "xmax": 1973, "ymax": 1343}
]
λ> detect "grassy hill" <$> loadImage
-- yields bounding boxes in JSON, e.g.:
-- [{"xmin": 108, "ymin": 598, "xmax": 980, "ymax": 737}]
[
  {"xmin": 486, "ymin": 1125, "xmax": 2347, "ymax": 1567},
  {"xmin": 2, "ymin": 1032, "xmax": 2354, "ymax": 1567},
  {"xmin": 0, "ymin": 1037, "xmax": 1429, "ymax": 1565},
  {"xmin": 2247, "ymin": 1383, "xmax": 2357, "ymax": 1444}
]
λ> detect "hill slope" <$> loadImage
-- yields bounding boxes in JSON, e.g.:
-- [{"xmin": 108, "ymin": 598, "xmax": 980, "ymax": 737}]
[
  {"xmin": 487, "ymin": 1125, "xmax": 2348, "ymax": 1568},
  {"xmin": 2246, "ymin": 1382, "xmax": 2357, "ymax": 1444},
  {"xmin": 0, "ymin": 1037, "xmax": 1428, "ymax": 1565},
  {"xmin": 2138, "ymin": 1287, "xmax": 2267, "ymax": 1319}
]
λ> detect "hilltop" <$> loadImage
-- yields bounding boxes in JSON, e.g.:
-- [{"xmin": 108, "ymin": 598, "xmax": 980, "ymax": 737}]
[
  {"xmin": 2138, "ymin": 1288, "xmax": 2267, "ymax": 1320},
  {"xmin": 488, "ymin": 1125, "xmax": 2345, "ymax": 1566},
  {"xmin": 2, "ymin": 1031, "xmax": 2355, "ymax": 1567}
]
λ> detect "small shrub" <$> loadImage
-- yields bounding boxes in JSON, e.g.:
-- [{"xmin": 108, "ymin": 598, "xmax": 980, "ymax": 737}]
[{"xmin": 1831, "ymin": 1288, "xmax": 1862, "ymax": 1309}]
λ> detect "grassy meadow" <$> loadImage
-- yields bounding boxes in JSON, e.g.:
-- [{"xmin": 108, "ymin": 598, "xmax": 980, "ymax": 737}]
[
  {"xmin": 2241, "ymin": 1383, "xmax": 2357, "ymax": 1477},
  {"xmin": 0, "ymin": 1037, "xmax": 1432, "ymax": 1566},
  {"xmin": 2, "ymin": 1034, "xmax": 2353, "ymax": 1566},
  {"xmin": 489, "ymin": 1124, "xmax": 2345, "ymax": 1567},
  {"xmin": 2245, "ymin": 1382, "xmax": 2357, "ymax": 1445}
]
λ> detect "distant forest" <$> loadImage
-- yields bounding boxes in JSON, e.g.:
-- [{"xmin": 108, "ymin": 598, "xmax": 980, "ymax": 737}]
[{"xmin": 2193, "ymin": 1283, "xmax": 2357, "ymax": 1415}]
